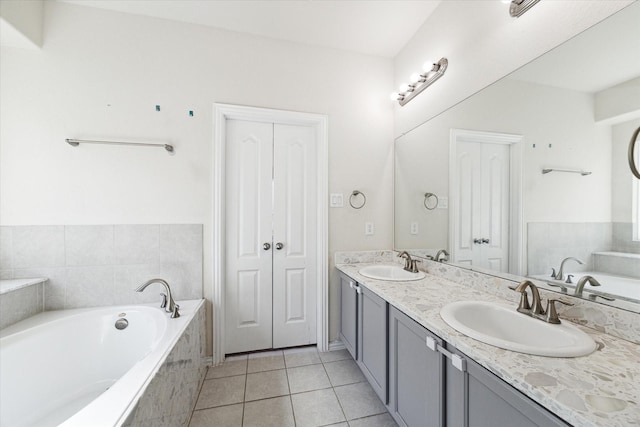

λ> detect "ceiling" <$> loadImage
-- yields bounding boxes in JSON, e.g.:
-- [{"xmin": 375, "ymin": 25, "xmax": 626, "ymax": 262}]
[
  {"xmin": 59, "ymin": 0, "xmax": 441, "ymax": 58},
  {"xmin": 507, "ymin": 2, "xmax": 640, "ymax": 93}
]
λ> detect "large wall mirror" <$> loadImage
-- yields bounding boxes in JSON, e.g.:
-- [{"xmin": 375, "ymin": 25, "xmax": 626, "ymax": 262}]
[{"xmin": 394, "ymin": 2, "xmax": 640, "ymax": 312}]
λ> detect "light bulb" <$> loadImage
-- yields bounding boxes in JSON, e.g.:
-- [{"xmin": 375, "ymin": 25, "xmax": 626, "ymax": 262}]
[
  {"xmin": 410, "ymin": 73, "xmax": 421, "ymax": 84},
  {"xmin": 399, "ymin": 83, "xmax": 411, "ymax": 93},
  {"xmin": 422, "ymin": 60, "xmax": 435, "ymax": 72},
  {"xmin": 389, "ymin": 92, "xmax": 400, "ymax": 101}
]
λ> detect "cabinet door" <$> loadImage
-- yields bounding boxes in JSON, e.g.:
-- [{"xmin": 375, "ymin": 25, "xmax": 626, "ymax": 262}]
[
  {"xmin": 445, "ymin": 344, "xmax": 570, "ymax": 427},
  {"xmin": 388, "ymin": 306, "xmax": 444, "ymax": 427},
  {"xmin": 339, "ymin": 273, "xmax": 358, "ymax": 360},
  {"xmin": 357, "ymin": 286, "xmax": 388, "ymax": 403}
]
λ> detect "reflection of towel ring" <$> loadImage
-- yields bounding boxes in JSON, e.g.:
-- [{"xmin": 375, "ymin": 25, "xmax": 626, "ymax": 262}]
[
  {"xmin": 424, "ymin": 192, "xmax": 438, "ymax": 210},
  {"xmin": 349, "ymin": 190, "xmax": 366, "ymax": 209},
  {"xmin": 628, "ymin": 126, "xmax": 640, "ymax": 179}
]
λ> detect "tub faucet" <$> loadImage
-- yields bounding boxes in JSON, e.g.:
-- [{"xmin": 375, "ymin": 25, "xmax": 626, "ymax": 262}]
[
  {"xmin": 574, "ymin": 275, "xmax": 601, "ymax": 297},
  {"xmin": 554, "ymin": 257, "xmax": 584, "ymax": 281},
  {"xmin": 435, "ymin": 249, "xmax": 449, "ymax": 263},
  {"xmin": 135, "ymin": 278, "xmax": 180, "ymax": 318}
]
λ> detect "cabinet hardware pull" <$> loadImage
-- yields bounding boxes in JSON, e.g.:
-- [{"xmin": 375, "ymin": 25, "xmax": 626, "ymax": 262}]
[
  {"xmin": 426, "ymin": 336, "xmax": 467, "ymax": 372},
  {"xmin": 275, "ymin": 242, "xmax": 284, "ymax": 250},
  {"xmin": 263, "ymin": 242, "xmax": 271, "ymax": 250}
]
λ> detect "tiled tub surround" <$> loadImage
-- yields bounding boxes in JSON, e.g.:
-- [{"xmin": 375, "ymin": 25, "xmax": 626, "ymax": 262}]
[
  {"xmin": 612, "ymin": 222, "xmax": 640, "ymax": 254},
  {"xmin": 0, "ymin": 299, "xmax": 206, "ymax": 427},
  {"xmin": 594, "ymin": 251, "xmax": 640, "ymax": 279},
  {"xmin": 527, "ymin": 222, "xmax": 612, "ymax": 276},
  {"xmin": 0, "ymin": 224, "xmax": 203, "ymax": 311},
  {"xmin": 122, "ymin": 300, "xmax": 208, "ymax": 427},
  {"xmin": 0, "ymin": 278, "xmax": 47, "ymax": 329},
  {"xmin": 336, "ymin": 263, "xmax": 640, "ymax": 427}
]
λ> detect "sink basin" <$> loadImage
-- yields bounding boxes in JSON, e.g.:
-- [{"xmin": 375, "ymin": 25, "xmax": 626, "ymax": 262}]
[
  {"xmin": 358, "ymin": 264, "xmax": 425, "ymax": 281},
  {"xmin": 440, "ymin": 301, "xmax": 596, "ymax": 357}
]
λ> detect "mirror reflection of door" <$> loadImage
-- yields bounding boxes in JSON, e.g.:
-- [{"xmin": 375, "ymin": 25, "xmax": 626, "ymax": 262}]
[{"xmin": 450, "ymin": 130, "xmax": 522, "ymax": 274}]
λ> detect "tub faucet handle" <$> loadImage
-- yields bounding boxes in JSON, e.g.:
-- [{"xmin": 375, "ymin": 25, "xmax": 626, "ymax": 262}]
[{"xmin": 171, "ymin": 304, "xmax": 181, "ymax": 319}]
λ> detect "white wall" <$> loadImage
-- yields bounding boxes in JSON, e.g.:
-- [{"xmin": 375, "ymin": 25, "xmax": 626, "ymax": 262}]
[
  {"xmin": 392, "ymin": 0, "xmax": 632, "ymax": 137},
  {"xmin": 0, "ymin": 2, "xmax": 394, "ymax": 349},
  {"xmin": 0, "ymin": 0, "xmax": 43, "ymax": 48}
]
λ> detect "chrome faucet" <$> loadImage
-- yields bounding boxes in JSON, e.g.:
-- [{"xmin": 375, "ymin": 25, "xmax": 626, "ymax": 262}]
[
  {"xmin": 435, "ymin": 249, "xmax": 449, "ymax": 263},
  {"xmin": 574, "ymin": 275, "xmax": 601, "ymax": 297},
  {"xmin": 554, "ymin": 257, "xmax": 584, "ymax": 281},
  {"xmin": 135, "ymin": 278, "xmax": 180, "ymax": 318},
  {"xmin": 397, "ymin": 251, "xmax": 419, "ymax": 273}
]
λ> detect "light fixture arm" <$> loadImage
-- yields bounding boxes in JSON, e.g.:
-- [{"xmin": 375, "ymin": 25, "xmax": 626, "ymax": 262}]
[{"xmin": 398, "ymin": 57, "xmax": 448, "ymax": 106}]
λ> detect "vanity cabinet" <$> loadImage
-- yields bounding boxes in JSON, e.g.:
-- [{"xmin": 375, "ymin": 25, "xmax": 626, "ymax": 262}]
[
  {"xmin": 445, "ymin": 344, "xmax": 569, "ymax": 427},
  {"xmin": 339, "ymin": 273, "xmax": 358, "ymax": 360},
  {"xmin": 339, "ymin": 272, "xmax": 388, "ymax": 402},
  {"xmin": 357, "ymin": 284, "xmax": 388, "ymax": 403},
  {"xmin": 388, "ymin": 306, "xmax": 444, "ymax": 427}
]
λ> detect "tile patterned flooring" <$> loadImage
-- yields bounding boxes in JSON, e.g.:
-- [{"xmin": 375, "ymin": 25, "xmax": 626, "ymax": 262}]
[{"xmin": 188, "ymin": 347, "xmax": 399, "ymax": 427}]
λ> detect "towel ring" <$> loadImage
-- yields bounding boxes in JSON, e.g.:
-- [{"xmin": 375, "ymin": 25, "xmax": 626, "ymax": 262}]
[
  {"xmin": 349, "ymin": 190, "xmax": 366, "ymax": 209},
  {"xmin": 424, "ymin": 192, "xmax": 438, "ymax": 210},
  {"xmin": 628, "ymin": 126, "xmax": 640, "ymax": 180}
]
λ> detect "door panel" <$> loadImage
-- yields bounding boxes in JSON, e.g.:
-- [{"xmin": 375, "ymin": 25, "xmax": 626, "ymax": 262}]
[
  {"xmin": 225, "ymin": 120, "xmax": 274, "ymax": 354},
  {"xmin": 272, "ymin": 123, "xmax": 317, "ymax": 348}
]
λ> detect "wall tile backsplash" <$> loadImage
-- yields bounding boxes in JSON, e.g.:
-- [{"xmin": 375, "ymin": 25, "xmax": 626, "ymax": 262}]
[{"xmin": 0, "ymin": 224, "xmax": 203, "ymax": 312}]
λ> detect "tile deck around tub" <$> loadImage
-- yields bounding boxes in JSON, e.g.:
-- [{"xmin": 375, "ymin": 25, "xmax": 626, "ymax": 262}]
[{"xmin": 188, "ymin": 346, "xmax": 398, "ymax": 427}]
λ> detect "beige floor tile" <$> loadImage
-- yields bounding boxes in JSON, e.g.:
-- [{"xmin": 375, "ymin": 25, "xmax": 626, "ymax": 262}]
[
  {"xmin": 323, "ymin": 359, "xmax": 366, "ymax": 386},
  {"xmin": 245, "ymin": 369, "xmax": 290, "ymax": 401},
  {"xmin": 287, "ymin": 363, "xmax": 331, "ymax": 394},
  {"xmin": 348, "ymin": 413, "xmax": 398, "ymax": 427},
  {"xmin": 334, "ymin": 382, "xmax": 387, "ymax": 420},
  {"xmin": 188, "ymin": 404, "xmax": 243, "ymax": 427},
  {"xmin": 195, "ymin": 375, "xmax": 246, "ymax": 410},
  {"xmin": 247, "ymin": 351, "xmax": 285, "ymax": 373},
  {"xmin": 243, "ymin": 396, "xmax": 295, "ymax": 427},
  {"xmin": 319, "ymin": 349, "xmax": 352, "ymax": 363},
  {"xmin": 284, "ymin": 346, "xmax": 321, "ymax": 368},
  {"xmin": 291, "ymin": 388, "xmax": 346, "ymax": 427},
  {"xmin": 207, "ymin": 359, "xmax": 248, "ymax": 379}
]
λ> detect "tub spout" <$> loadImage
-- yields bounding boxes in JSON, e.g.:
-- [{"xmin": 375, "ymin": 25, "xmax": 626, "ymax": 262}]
[{"xmin": 136, "ymin": 278, "xmax": 179, "ymax": 318}]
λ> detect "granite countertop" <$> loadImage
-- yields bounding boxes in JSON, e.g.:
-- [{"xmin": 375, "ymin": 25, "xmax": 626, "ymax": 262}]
[{"xmin": 337, "ymin": 263, "xmax": 640, "ymax": 427}]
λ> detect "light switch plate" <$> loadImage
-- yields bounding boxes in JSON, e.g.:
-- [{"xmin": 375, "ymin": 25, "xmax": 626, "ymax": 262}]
[{"xmin": 330, "ymin": 193, "xmax": 343, "ymax": 208}]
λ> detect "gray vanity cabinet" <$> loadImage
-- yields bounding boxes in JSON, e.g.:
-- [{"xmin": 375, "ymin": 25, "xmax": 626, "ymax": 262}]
[
  {"xmin": 445, "ymin": 344, "xmax": 570, "ymax": 427},
  {"xmin": 339, "ymin": 273, "xmax": 358, "ymax": 360},
  {"xmin": 357, "ymin": 285, "xmax": 388, "ymax": 403},
  {"xmin": 388, "ymin": 306, "xmax": 444, "ymax": 427}
]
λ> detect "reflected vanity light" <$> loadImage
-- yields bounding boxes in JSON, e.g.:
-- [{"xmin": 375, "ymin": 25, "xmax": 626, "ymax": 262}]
[
  {"xmin": 390, "ymin": 57, "xmax": 448, "ymax": 106},
  {"xmin": 508, "ymin": 0, "xmax": 540, "ymax": 17}
]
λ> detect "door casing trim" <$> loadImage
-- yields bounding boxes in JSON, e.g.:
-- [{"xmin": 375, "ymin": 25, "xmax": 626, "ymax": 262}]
[
  {"xmin": 213, "ymin": 103, "xmax": 329, "ymax": 365},
  {"xmin": 449, "ymin": 128, "xmax": 524, "ymax": 275}
]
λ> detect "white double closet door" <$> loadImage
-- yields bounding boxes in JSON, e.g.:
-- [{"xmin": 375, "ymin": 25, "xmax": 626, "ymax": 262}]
[
  {"xmin": 225, "ymin": 119, "xmax": 317, "ymax": 354},
  {"xmin": 453, "ymin": 141, "xmax": 510, "ymax": 272}
]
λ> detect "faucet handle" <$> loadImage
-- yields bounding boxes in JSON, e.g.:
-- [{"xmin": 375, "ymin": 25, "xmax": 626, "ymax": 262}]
[
  {"xmin": 510, "ymin": 285, "xmax": 531, "ymax": 313},
  {"xmin": 409, "ymin": 259, "xmax": 420, "ymax": 273},
  {"xmin": 565, "ymin": 274, "xmax": 574, "ymax": 284},
  {"xmin": 545, "ymin": 299, "xmax": 573, "ymax": 324},
  {"xmin": 160, "ymin": 293, "xmax": 168, "ymax": 309},
  {"xmin": 170, "ymin": 303, "xmax": 181, "ymax": 319},
  {"xmin": 550, "ymin": 268, "xmax": 556, "ymax": 278}
]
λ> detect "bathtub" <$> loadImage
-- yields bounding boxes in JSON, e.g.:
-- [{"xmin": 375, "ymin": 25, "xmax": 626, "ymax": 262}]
[
  {"xmin": 532, "ymin": 271, "xmax": 640, "ymax": 302},
  {"xmin": 0, "ymin": 299, "xmax": 204, "ymax": 427}
]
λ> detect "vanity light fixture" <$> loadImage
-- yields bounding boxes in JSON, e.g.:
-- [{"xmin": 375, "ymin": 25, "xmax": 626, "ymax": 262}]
[
  {"xmin": 390, "ymin": 57, "xmax": 448, "ymax": 106},
  {"xmin": 508, "ymin": 0, "xmax": 540, "ymax": 17}
]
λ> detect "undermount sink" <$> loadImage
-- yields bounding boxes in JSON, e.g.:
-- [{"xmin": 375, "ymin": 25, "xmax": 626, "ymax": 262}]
[
  {"xmin": 358, "ymin": 264, "xmax": 425, "ymax": 281},
  {"xmin": 440, "ymin": 301, "xmax": 596, "ymax": 357}
]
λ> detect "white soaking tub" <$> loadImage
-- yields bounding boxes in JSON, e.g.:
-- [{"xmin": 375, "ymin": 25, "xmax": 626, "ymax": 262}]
[{"xmin": 0, "ymin": 299, "xmax": 203, "ymax": 427}]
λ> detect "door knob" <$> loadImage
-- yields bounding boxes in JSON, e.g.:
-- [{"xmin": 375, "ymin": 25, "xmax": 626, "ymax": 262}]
[
  {"xmin": 481, "ymin": 238, "xmax": 490, "ymax": 244},
  {"xmin": 275, "ymin": 242, "xmax": 284, "ymax": 250},
  {"xmin": 263, "ymin": 242, "xmax": 271, "ymax": 250},
  {"xmin": 473, "ymin": 238, "xmax": 482, "ymax": 244}
]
